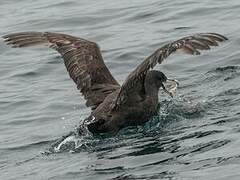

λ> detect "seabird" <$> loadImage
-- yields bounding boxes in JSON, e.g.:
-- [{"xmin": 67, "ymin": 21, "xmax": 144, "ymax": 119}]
[{"xmin": 2, "ymin": 32, "xmax": 228, "ymax": 135}]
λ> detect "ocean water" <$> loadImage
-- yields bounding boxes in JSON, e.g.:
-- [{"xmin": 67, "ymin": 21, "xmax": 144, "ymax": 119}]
[{"xmin": 1, "ymin": 0, "xmax": 240, "ymax": 179}]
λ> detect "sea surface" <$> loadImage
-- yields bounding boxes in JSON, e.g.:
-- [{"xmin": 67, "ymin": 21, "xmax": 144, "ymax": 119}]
[{"xmin": 1, "ymin": 0, "xmax": 240, "ymax": 179}]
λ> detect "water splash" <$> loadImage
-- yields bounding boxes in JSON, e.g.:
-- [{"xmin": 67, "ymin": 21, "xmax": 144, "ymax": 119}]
[{"xmin": 44, "ymin": 96, "xmax": 207, "ymax": 154}]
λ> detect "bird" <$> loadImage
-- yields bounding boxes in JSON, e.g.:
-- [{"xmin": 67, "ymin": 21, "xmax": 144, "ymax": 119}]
[{"xmin": 2, "ymin": 31, "xmax": 228, "ymax": 135}]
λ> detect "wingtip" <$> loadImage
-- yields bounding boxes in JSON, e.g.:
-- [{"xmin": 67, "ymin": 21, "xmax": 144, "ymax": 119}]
[
  {"xmin": 210, "ymin": 33, "xmax": 228, "ymax": 41},
  {"xmin": 200, "ymin": 32, "xmax": 228, "ymax": 42},
  {"xmin": 2, "ymin": 34, "xmax": 10, "ymax": 41}
]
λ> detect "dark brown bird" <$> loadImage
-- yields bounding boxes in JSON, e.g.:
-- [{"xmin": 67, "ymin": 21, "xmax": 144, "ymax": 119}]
[{"xmin": 2, "ymin": 32, "xmax": 228, "ymax": 135}]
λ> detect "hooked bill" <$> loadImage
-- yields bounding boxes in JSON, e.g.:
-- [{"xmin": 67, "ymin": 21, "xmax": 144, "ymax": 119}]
[{"xmin": 162, "ymin": 79, "xmax": 179, "ymax": 97}]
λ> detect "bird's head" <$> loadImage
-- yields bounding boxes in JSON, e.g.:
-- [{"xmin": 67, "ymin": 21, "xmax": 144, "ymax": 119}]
[{"xmin": 146, "ymin": 70, "xmax": 179, "ymax": 97}]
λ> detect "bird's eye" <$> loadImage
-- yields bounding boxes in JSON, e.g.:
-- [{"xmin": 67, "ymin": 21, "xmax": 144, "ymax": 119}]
[{"xmin": 98, "ymin": 119, "xmax": 105, "ymax": 125}]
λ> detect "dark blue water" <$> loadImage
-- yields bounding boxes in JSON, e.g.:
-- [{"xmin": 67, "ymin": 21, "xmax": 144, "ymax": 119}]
[{"xmin": 1, "ymin": 0, "xmax": 240, "ymax": 179}]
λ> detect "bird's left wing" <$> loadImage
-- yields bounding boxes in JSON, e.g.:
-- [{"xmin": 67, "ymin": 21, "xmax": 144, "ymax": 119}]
[{"xmin": 3, "ymin": 32, "xmax": 120, "ymax": 109}]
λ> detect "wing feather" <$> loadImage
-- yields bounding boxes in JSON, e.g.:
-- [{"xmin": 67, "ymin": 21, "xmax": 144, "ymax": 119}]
[
  {"xmin": 114, "ymin": 33, "xmax": 228, "ymax": 109},
  {"xmin": 3, "ymin": 31, "xmax": 120, "ymax": 109}
]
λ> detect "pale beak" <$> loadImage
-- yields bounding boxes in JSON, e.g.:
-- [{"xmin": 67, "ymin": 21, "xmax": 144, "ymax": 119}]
[{"xmin": 162, "ymin": 79, "xmax": 179, "ymax": 98}]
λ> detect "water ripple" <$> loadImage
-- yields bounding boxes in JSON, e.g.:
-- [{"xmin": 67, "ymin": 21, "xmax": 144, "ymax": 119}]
[{"xmin": 1, "ymin": 0, "xmax": 240, "ymax": 179}]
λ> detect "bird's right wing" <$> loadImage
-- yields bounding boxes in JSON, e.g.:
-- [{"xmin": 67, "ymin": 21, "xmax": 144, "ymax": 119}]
[{"xmin": 113, "ymin": 33, "xmax": 228, "ymax": 109}]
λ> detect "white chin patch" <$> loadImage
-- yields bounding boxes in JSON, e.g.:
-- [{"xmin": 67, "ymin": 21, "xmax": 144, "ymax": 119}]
[{"xmin": 84, "ymin": 115, "xmax": 96, "ymax": 125}]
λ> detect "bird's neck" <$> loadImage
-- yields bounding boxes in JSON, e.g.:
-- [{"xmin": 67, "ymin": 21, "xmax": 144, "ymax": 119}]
[
  {"xmin": 144, "ymin": 80, "xmax": 159, "ymax": 100},
  {"xmin": 144, "ymin": 80, "xmax": 159, "ymax": 116}
]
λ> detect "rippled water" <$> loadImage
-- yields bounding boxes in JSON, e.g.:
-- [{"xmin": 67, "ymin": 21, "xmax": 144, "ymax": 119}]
[{"xmin": 1, "ymin": 0, "xmax": 240, "ymax": 179}]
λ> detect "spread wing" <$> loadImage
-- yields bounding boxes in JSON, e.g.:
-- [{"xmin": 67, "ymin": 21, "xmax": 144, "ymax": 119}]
[
  {"xmin": 114, "ymin": 33, "xmax": 228, "ymax": 109},
  {"xmin": 3, "ymin": 32, "xmax": 120, "ymax": 109}
]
